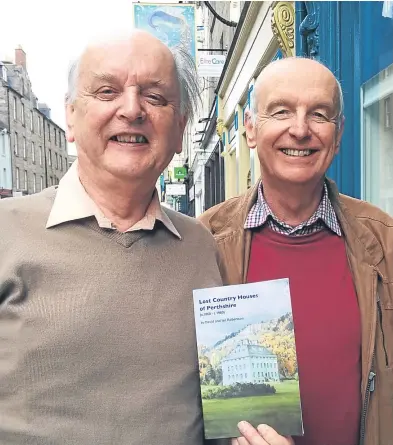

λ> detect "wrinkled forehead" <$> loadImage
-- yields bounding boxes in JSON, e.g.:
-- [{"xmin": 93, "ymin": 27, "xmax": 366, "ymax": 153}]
[
  {"xmin": 257, "ymin": 67, "xmax": 339, "ymax": 112},
  {"xmin": 78, "ymin": 38, "xmax": 178, "ymax": 89}
]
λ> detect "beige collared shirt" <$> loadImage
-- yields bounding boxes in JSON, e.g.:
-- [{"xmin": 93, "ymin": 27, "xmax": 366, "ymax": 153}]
[{"xmin": 46, "ymin": 160, "xmax": 181, "ymax": 238}]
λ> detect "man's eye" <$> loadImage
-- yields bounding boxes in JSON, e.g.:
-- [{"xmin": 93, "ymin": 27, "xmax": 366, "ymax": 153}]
[
  {"xmin": 145, "ymin": 94, "xmax": 167, "ymax": 105},
  {"xmin": 273, "ymin": 109, "xmax": 290, "ymax": 117},
  {"xmin": 312, "ymin": 112, "xmax": 328, "ymax": 120},
  {"xmin": 96, "ymin": 88, "xmax": 118, "ymax": 99}
]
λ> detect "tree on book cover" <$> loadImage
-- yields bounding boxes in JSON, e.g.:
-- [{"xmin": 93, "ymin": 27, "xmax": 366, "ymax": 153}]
[{"xmin": 199, "ymin": 313, "xmax": 297, "ymax": 385}]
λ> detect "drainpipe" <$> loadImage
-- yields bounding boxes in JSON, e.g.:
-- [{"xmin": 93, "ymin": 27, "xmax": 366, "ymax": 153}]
[
  {"xmin": 42, "ymin": 115, "xmax": 48, "ymax": 187},
  {"xmin": 6, "ymin": 88, "xmax": 15, "ymax": 193}
]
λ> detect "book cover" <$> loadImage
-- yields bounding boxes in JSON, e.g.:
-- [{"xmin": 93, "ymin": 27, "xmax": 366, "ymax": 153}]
[{"xmin": 192, "ymin": 279, "xmax": 303, "ymax": 440}]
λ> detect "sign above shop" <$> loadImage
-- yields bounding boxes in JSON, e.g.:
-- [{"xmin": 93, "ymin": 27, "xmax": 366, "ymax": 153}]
[
  {"xmin": 197, "ymin": 55, "xmax": 226, "ymax": 78},
  {"xmin": 174, "ymin": 166, "xmax": 187, "ymax": 179},
  {"xmin": 166, "ymin": 183, "xmax": 186, "ymax": 196}
]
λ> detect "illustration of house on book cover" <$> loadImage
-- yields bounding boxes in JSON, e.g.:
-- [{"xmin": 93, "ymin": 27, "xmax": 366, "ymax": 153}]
[
  {"xmin": 193, "ymin": 279, "xmax": 304, "ymax": 440},
  {"xmin": 222, "ymin": 340, "xmax": 280, "ymax": 386}
]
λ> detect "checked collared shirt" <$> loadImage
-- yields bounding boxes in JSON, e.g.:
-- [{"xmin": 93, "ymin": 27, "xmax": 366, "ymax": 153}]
[{"xmin": 244, "ymin": 181, "xmax": 342, "ymax": 236}]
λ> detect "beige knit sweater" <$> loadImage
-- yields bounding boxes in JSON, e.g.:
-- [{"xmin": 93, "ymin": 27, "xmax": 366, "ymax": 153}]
[{"xmin": 0, "ymin": 188, "xmax": 223, "ymax": 445}]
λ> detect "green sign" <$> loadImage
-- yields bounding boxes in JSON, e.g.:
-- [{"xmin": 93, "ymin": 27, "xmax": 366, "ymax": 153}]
[{"xmin": 174, "ymin": 167, "xmax": 187, "ymax": 179}]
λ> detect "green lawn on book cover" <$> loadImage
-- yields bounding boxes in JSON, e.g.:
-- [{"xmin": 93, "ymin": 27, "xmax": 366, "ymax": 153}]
[{"xmin": 201, "ymin": 380, "xmax": 302, "ymax": 439}]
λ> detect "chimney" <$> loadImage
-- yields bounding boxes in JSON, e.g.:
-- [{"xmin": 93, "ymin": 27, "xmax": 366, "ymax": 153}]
[
  {"xmin": 38, "ymin": 103, "xmax": 51, "ymax": 119},
  {"xmin": 15, "ymin": 46, "xmax": 26, "ymax": 70}
]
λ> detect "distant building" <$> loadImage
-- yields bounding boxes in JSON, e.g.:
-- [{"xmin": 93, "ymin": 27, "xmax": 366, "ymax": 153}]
[
  {"xmin": 68, "ymin": 154, "xmax": 77, "ymax": 170},
  {"xmin": 0, "ymin": 47, "xmax": 69, "ymax": 196},
  {"xmin": 222, "ymin": 339, "xmax": 279, "ymax": 385}
]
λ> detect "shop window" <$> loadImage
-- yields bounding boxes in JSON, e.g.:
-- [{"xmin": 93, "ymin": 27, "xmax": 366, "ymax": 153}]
[{"xmin": 362, "ymin": 63, "xmax": 393, "ymax": 215}]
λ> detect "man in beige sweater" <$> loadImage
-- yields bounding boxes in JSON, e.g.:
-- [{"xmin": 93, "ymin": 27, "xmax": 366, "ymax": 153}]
[{"xmin": 0, "ymin": 31, "xmax": 223, "ymax": 445}]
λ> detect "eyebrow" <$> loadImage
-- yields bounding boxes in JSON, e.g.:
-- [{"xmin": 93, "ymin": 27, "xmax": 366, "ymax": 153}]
[
  {"xmin": 141, "ymin": 80, "xmax": 169, "ymax": 91},
  {"xmin": 311, "ymin": 101, "xmax": 335, "ymax": 111},
  {"xmin": 89, "ymin": 74, "xmax": 169, "ymax": 93},
  {"xmin": 265, "ymin": 100, "xmax": 288, "ymax": 111},
  {"xmin": 266, "ymin": 99, "xmax": 334, "ymax": 112},
  {"xmin": 91, "ymin": 73, "xmax": 119, "ymax": 84}
]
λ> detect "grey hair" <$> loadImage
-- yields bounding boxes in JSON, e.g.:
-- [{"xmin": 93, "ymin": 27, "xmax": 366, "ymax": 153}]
[
  {"xmin": 249, "ymin": 58, "xmax": 344, "ymax": 130},
  {"xmin": 169, "ymin": 46, "xmax": 200, "ymax": 124},
  {"xmin": 65, "ymin": 58, "xmax": 79, "ymax": 105},
  {"xmin": 65, "ymin": 41, "xmax": 200, "ymax": 125}
]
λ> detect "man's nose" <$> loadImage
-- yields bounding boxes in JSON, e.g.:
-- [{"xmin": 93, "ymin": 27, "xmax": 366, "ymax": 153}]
[
  {"xmin": 288, "ymin": 114, "xmax": 311, "ymax": 140},
  {"xmin": 117, "ymin": 90, "xmax": 145, "ymax": 123}
]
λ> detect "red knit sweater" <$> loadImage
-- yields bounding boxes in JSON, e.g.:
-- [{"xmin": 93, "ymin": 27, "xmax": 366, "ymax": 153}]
[{"xmin": 247, "ymin": 226, "xmax": 361, "ymax": 445}]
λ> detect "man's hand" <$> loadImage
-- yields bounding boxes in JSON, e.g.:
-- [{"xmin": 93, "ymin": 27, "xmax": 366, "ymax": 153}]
[{"xmin": 231, "ymin": 421, "xmax": 295, "ymax": 445}]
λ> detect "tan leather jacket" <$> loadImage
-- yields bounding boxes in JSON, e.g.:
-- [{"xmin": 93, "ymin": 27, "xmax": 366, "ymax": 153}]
[{"xmin": 199, "ymin": 180, "xmax": 393, "ymax": 445}]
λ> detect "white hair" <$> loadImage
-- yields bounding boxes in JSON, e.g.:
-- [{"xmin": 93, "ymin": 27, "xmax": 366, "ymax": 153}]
[
  {"xmin": 250, "ymin": 57, "xmax": 344, "ymax": 130},
  {"xmin": 65, "ymin": 35, "xmax": 200, "ymax": 124}
]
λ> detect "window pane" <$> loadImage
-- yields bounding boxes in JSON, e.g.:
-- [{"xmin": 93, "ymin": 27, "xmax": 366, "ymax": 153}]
[
  {"xmin": 14, "ymin": 132, "xmax": 18, "ymax": 155},
  {"xmin": 363, "ymin": 63, "xmax": 393, "ymax": 215}
]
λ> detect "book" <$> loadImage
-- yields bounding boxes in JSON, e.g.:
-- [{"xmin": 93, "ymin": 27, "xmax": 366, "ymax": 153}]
[{"xmin": 192, "ymin": 278, "xmax": 303, "ymax": 440}]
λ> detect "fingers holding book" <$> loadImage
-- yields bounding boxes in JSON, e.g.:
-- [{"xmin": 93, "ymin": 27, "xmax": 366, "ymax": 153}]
[{"xmin": 232, "ymin": 421, "xmax": 294, "ymax": 445}]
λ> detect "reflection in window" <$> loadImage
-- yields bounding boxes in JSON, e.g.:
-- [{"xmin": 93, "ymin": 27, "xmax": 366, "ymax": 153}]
[{"xmin": 362, "ymin": 63, "xmax": 393, "ymax": 215}]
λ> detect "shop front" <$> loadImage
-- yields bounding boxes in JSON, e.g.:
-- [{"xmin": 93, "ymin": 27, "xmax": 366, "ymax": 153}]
[{"xmin": 296, "ymin": 1, "xmax": 393, "ymax": 213}]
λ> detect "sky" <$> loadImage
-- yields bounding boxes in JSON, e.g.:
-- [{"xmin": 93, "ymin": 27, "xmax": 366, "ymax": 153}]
[{"xmin": 1, "ymin": 0, "xmax": 159, "ymax": 155}]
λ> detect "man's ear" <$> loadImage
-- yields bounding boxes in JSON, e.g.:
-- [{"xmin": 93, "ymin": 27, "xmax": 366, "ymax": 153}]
[
  {"xmin": 335, "ymin": 115, "xmax": 345, "ymax": 155},
  {"xmin": 65, "ymin": 101, "xmax": 76, "ymax": 143},
  {"xmin": 175, "ymin": 114, "xmax": 188, "ymax": 155},
  {"xmin": 245, "ymin": 110, "xmax": 257, "ymax": 149}
]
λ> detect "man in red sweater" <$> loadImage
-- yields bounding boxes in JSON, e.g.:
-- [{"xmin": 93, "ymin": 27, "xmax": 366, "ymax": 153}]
[{"xmin": 199, "ymin": 58, "xmax": 393, "ymax": 445}]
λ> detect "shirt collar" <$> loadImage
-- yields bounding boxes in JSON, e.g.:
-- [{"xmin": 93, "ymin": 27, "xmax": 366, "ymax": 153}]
[
  {"xmin": 244, "ymin": 180, "xmax": 342, "ymax": 236},
  {"xmin": 46, "ymin": 160, "xmax": 181, "ymax": 239}
]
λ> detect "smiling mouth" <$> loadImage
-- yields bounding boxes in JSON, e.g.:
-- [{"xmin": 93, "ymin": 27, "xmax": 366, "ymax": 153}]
[
  {"xmin": 110, "ymin": 135, "xmax": 148, "ymax": 143},
  {"xmin": 280, "ymin": 148, "xmax": 316, "ymax": 157}
]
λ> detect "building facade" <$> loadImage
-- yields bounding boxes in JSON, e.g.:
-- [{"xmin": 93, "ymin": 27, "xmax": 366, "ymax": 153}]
[
  {"xmin": 0, "ymin": 48, "xmax": 68, "ymax": 196},
  {"xmin": 215, "ymin": 1, "xmax": 293, "ymax": 201},
  {"xmin": 222, "ymin": 340, "xmax": 280, "ymax": 386},
  {"xmin": 188, "ymin": 1, "xmax": 245, "ymax": 216},
  {"xmin": 191, "ymin": 1, "xmax": 393, "ymax": 217},
  {"xmin": 296, "ymin": 1, "xmax": 393, "ymax": 215},
  {"xmin": 187, "ymin": 1, "xmax": 291, "ymax": 212}
]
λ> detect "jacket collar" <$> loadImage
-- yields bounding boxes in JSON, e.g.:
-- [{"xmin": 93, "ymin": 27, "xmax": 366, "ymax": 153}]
[
  {"xmin": 208, "ymin": 178, "xmax": 384, "ymax": 268},
  {"xmin": 209, "ymin": 182, "xmax": 259, "ymax": 236}
]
